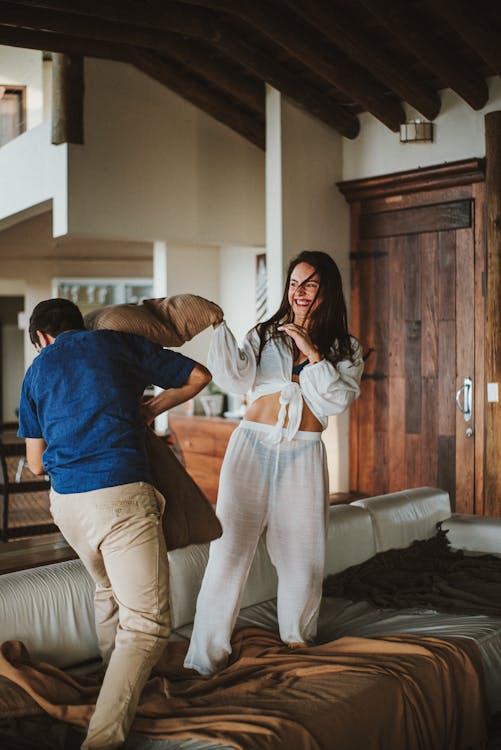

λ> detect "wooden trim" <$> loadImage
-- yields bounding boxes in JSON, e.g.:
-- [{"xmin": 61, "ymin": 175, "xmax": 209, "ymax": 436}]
[
  {"xmin": 484, "ymin": 112, "xmax": 501, "ymax": 516},
  {"xmin": 360, "ymin": 199, "xmax": 472, "ymax": 239},
  {"xmin": 472, "ymin": 181, "xmax": 485, "ymax": 515},
  {"xmin": 338, "ymin": 159, "xmax": 485, "ymax": 203}
]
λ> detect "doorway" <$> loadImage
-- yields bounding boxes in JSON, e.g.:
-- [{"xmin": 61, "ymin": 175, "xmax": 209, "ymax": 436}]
[
  {"xmin": 0, "ymin": 296, "xmax": 24, "ymax": 422},
  {"xmin": 339, "ymin": 159, "xmax": 485, "ymax": 514}
]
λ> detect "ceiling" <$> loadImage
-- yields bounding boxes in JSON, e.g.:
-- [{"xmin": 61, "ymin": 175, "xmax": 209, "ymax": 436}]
[{"xmin": 1, "ymin": 0, "xmax": 501, "ymax": 149}]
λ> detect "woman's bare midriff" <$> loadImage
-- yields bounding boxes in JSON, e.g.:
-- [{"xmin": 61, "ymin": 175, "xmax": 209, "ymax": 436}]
[{"xmin": 244, "ymin": 378, "xmax": 323, "ymax": 432}]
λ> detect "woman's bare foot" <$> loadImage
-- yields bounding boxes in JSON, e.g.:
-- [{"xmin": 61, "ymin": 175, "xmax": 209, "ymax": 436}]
[{"xmin": 287, "ymin": 641, "xmax": 307, "ymax": 650}]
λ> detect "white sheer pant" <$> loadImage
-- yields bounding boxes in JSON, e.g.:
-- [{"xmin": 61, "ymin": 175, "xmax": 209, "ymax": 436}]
[{"xmin": 184, "ymin": 421, "xmax": 329, "ymax": 675}]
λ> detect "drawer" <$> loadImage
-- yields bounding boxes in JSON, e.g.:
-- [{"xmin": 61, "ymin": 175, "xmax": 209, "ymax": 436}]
[{"xmin": 177, "ymin": 433, "xmax": 216, "ymax": 456}]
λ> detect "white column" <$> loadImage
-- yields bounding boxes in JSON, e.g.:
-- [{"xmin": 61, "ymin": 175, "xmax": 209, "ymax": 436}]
[
  {"xmin": 153, "ymin": 241, "xmax": 168, "ymax": 297},
  {"xmin": 152, "ymin": 241, "xmax": 169, "ymax": 433},
  {"xmin": 265, "ymin": 86, "xmax": 352, "ymax": 492}
]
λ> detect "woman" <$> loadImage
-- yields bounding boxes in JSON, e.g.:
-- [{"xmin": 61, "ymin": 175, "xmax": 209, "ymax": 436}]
[{"xmin": 184, "ymin": 250, "xmax": 364, "ymax": 675}]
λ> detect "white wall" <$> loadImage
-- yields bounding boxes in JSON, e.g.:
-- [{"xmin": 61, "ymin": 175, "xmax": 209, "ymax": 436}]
[
  {"xmin": 159, "ymin": 245, "xmax": 221, "ymax": 365},
  {"xmin": 219, "ymin": 246, "xmax": 263, "ymax": 344},
  {"xmin": 67, "ymin": 59, "xmax": 265, "ymax": 246},
  {"xmin": 0, "ymin": 120, "xmax": 68, "ymax": 235},
  {"xmin": 342, "ymin": 77, "xmax": 501, "ymax": 180},
  {"xmin": 0, "ymin": 46, "xmax": 44, "ymax": 130},
  {"xmin": 266, "ymin": 90, "xmax": 352, "ymax": 493}
]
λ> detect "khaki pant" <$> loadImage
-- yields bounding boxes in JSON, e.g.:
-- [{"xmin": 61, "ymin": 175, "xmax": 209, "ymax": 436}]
[{"xmin": 50, "ymin": 482, "xmax": 170, "ymax": 750}]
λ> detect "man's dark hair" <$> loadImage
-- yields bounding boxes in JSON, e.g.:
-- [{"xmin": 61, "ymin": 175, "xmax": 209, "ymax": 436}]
[{"xmin": 29, "ymin": 298, "xmax": 85, "ymax": 347}]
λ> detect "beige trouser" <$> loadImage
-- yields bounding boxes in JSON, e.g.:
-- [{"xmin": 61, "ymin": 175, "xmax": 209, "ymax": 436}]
[{"xmin": 50, "ymin": 482, "xmax": 170, "ymax": 750}]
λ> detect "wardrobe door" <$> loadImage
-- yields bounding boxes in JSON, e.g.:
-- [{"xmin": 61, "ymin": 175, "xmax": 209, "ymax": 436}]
[{"xmin": 343, "ymin": 165, "xmax": 484, "ymax": 514}]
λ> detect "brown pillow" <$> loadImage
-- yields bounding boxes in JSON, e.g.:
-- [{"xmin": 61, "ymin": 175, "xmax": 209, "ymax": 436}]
[
  {"xmin": 84, "ymin": 294, "xmax": 223, "ymax": 347},
  {"xmin": 144, "ymin": 427, "xmax": 222, "ymax": 551}
]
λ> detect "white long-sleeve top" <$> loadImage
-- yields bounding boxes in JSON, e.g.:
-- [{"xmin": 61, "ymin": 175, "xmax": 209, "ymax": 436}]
[{"xmin": 208, "ymin": 321, "xmax": 364, "ymax": 443}]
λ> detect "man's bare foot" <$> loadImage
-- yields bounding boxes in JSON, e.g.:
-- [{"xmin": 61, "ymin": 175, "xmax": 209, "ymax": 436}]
[{"xmin": 287, "ymin": 641, "xmax": 307, "ymax": 650}]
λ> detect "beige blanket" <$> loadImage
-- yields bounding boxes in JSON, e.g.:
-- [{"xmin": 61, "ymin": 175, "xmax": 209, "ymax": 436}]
[{"xmin": 0, "ymin": 627, "xmax": 487, "ymax": 750}]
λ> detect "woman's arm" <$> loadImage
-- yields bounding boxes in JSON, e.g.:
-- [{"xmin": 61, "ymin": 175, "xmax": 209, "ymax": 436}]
[
  {"xmin": 300, "ymin": 338, "xmax": 364, "ymax": 416},
  {"xmin": 207, "ymin": 321, "xmax": 258, "ymax": 394}
]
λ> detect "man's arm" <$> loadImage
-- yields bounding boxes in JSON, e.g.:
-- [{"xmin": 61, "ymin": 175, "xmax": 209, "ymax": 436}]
[
  {"xmin": 141, "ymin": 363, "xmax": 211, "ymax": 425},
  {"xmin": 25, "ymin": 438, "xmax": 46, "ymax": 476}
]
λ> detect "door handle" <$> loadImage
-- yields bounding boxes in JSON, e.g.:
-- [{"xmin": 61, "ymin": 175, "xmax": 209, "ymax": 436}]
[{"xmin": 455, "ymin": 377, "xmax": 472, "ymax": 422}]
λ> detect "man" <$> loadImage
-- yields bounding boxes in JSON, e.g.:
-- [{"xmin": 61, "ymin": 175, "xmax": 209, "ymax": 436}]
[{"xmin": 18, "ymin": 298, "xmax": 211, "ymax": 750}]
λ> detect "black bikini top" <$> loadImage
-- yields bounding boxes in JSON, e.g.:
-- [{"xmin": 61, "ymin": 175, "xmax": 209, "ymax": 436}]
[{"xmin": 292, "ymin": 359, "xmax": 309, "ymax": 376}]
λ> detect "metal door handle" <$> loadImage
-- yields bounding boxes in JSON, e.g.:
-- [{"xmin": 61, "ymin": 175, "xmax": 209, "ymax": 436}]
[{"xmin": 455, "ymin": 377, "xmax": 472, "ymax": 422}]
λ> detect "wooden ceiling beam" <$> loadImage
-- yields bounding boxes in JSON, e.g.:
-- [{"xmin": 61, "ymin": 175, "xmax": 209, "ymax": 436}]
[
  {"xmin": 431, "ymin": 0, "xmax": 501, "ymax": 76},
  {"xmin": 131, "ymin": 51, "xmax": 265, "ymax": 150},
  {"xmin": 200, "ymin": 28, "xmax": 360, "ymax": 139},
  {"xmin": 0, "ymin": 25, "xmax": 265, "ymax": 148},
  {"xmin": 0, "ymin": 1, "xmax": 207, "ymax": 50},
  {"xmin": 172, "ymin": 0, "xmax": 406, "ymax": 131},
  {"xmin": 0, "ymin": 0, "xmax": 210, "ymax": 38},
  {"xmin": 0, "ymin": 0, "xmax": 360, "ymax": 138},
  {"xmin": 0, "ymin": 23, "xmax": 127, "ymax": 61},
  {"xmin": 0, "ymin": 1, "xmax": 264, "ymax": 120},
  {"xmin": 145, "ymin": 37, "xmax": 265, "ymax": 117},
  {"xmin": 284, "ymin": 0, "xmax": 441, "ymax": 120},
  {"xmin": 359, "ymin": 0, "xmax": 489, "ymax": 110}
]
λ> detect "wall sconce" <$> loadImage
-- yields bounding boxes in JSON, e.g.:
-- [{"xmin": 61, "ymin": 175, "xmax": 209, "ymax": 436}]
[{"xmin": 399, "ymin": 120, "xmax": 434, "ymax": 143}]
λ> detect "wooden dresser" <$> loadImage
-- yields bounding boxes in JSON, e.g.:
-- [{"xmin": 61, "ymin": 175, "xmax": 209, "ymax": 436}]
[{"xmin": 169, "ymin": 415, "xmax": 240, "ymax": 504}]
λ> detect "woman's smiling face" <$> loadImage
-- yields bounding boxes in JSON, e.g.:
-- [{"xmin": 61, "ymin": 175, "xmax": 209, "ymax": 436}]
[{"xmin": 288, "ymin": 262, "xmax": 322, "ymax": 324}]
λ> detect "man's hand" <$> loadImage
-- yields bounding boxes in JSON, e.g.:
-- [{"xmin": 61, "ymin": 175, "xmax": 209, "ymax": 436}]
[
  {"xmin": 25, "ymin": 438, "xmax": 46, "ymax": 475},
  {"xmin": 143, "ymin": 363, "xmax": 211, "ymax": 423}
]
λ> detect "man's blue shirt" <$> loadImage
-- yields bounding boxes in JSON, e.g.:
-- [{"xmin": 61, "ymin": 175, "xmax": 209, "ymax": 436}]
[{"xmin": 18, "ymin": 329, "xmax": 196, "ymax": 494}]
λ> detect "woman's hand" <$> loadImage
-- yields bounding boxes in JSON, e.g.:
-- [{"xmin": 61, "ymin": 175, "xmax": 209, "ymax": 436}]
[{"xmin": 278, "ymin": 323, "xmax": 322, "ymax": 363}]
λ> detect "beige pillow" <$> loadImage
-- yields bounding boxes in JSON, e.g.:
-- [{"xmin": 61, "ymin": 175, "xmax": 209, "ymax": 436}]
[
  {"xmin": 144, "ymin": 427, "xmax": 222, "ymax": 551},
  {"xmin": 84, "ymin": 294, "xmax": 223, "ymax": 347}
]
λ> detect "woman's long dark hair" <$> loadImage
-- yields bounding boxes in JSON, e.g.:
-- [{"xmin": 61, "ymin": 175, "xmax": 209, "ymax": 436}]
[{"xmin": 256, "ymin": 250, "xmax": 354, "ymax": 365}]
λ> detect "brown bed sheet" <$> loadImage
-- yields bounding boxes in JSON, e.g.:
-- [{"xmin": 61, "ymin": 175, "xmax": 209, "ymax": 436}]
[{"xmin": 0, "ymin": 627, "xmax": 487, "ymax": 750}]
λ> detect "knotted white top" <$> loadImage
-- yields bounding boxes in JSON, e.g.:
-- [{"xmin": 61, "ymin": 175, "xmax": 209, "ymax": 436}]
[{"xmin": 208, "ymin": 322, "xmax": 364, "ymax": 443}]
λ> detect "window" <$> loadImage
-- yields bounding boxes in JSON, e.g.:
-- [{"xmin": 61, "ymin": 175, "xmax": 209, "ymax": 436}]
[
  {"xmin": 53, "ymin": 278, "xmax": 154, "ymax": 315},
  {"xmin": 0, "ymin": 85, "xmax": 26, "ymax": 147}
]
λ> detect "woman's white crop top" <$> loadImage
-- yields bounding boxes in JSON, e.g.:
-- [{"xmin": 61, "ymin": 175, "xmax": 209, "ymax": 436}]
[{"xmin": 208, "ymin": 321, "xmax": 364, "ymax": 443}]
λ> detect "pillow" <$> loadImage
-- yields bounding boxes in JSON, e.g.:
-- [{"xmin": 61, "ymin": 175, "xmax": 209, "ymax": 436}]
[
  {"xmin": 84, "ymin": 294, "xmax": 223, "ymax": 347},
  {"xmin": 144, "ymin": 427, "xmax": 222, "ymax": 551}
]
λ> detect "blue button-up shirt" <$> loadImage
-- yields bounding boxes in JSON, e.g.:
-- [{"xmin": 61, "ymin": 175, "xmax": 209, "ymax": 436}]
[{"xmin": 18, "ymin": 329, "xmax": 195, "ymax": 493}]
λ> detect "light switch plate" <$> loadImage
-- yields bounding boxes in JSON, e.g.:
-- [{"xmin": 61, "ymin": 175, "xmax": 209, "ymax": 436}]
[{"xmin": 487, "ymin": 383, "xmax": 499, "ymax": 403}]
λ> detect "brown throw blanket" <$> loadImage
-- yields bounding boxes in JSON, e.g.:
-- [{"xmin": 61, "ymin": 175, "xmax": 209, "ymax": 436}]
[
  {"xmin": 0, "ymin": 627, "xmax": 487, "ymax": 750},
  {"xmin": 323, "ymin": 529, "xmax": 501, "ymax": 617}
]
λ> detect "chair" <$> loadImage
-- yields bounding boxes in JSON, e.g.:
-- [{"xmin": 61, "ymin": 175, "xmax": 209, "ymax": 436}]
[{"xmin": 0, "ymin": 422, "xmax": 56, "ymax": 542}]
